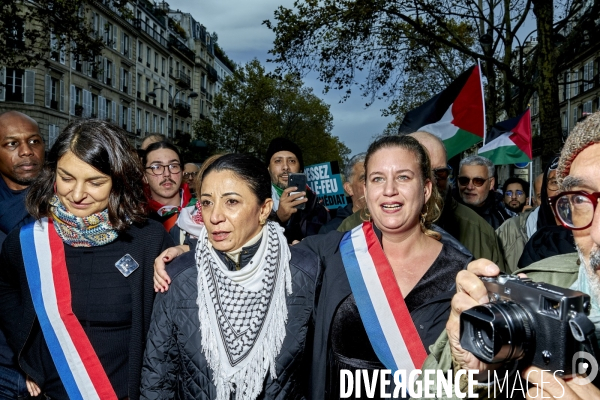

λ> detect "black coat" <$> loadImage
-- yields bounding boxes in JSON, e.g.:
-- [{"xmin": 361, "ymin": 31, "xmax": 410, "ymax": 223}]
[
  {"xmin": 0, "ymin": 219, "xmax": 173, "ymax": 400},
  {"xmin": 272, "ymin": 188, "xmax": 330, "ymax": 243},
  {"xmin": 140, "ymin": 245, "xmax": 320, "ymax": 399},
  {"xmin": 297, "ymin": 226, "xmax": 472, "ymax": 399}
]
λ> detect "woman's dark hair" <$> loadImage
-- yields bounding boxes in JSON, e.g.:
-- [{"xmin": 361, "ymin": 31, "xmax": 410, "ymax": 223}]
[
  {"xmin": 26, "ymin": 119, "xmax": 147, "ymax": 231},
  {"xmin": 140, "ymin": 140, "xmax": 183, "ymax": 167},
  {"xmin": 364, "ymin": 135, "xmax": 442, "ymax": 239},
  {"xmin": 202, "ymin": 153, "xmax": 271, "ymax": 204}
]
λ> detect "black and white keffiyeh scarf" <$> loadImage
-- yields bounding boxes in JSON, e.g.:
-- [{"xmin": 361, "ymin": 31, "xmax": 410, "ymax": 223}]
[{"xmin": 196, "ymin": 220, "xmax": 292, "ymax": 400}]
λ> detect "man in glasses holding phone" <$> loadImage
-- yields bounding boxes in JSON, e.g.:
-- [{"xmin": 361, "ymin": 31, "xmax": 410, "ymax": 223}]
[{"xmin": 455, "ymin": 155, "xmax": 512, "ymax": 229}]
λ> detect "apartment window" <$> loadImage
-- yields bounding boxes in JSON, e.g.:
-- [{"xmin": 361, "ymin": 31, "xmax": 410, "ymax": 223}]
[
  {"xmin": 574, "ymin": 107, "xmax": 578, "ymax": 124},
  {"xmin": 153, "ymin": 114, "xmax": 158, "ymax": 132},
  {"xmin": 5, "ymin": 68, "xmax": 24, "ymax": 102},
  {"xmin": 137, "ymin": 74, "xmax": 142, "ymax": 98},
  {"xmin": 120, "ymin": 68, "xmax": 130, "ymax": 94},
  {"xmin": 146, "ymin": 47, "xmax": 151, "ymax": 67},
  {"xmin": 138, "ymin": 41, "xmax": 143, "ymax": 62},
  {"xmin": 160, "ymin": 117, "xmax": 165, "ymax": 135},
  {"xmin": 584, "ymin": 60, "xmax": 595, "ymax": 91},
  {"xmin": 91, "ymin": 94, "xmax": 98, "ymax": 118},
  {"xmin": 104, "ymin": 22, "xmax": 113, "ymax": 46},
  {"xmin": 106, "ymin": 60, "xmax": 113, "ymax": 86},
  {"xmin": 161, "ymin": 57, "xmax": 166, "ymax": 76},
  {"xmin": 45, "ymin": 75, "xmax": 64, "ymax": 111},
  {"xmin": 145, "ymin": 78, "xmax": 150, "ymax": 101},
  {"xmin": 572, "ymin": 71, "xmax": 580, "ymax": 97},
  {"xmin": 48, "ymin": 125, "xmax": 60, "ymax": 148},
  {"xmin": 145, "ymin": 111, "xmax": 150, "ymax": 133},
  {"xmin": 584, "ymin": 100, "xmax": 593, "ymax": 115},
  {"xmin": 136, "ymin": 108, "xmax": 142, "ymax": 134},
  {"xmin": 154, "ymin": 53, "xmax": 159, "ymax": 72},
  {"xmin": 121, "ymin": 32, "xmax": 130, "ymax": 58}
]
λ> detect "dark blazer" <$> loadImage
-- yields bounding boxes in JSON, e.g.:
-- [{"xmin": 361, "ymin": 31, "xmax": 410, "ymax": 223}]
[
  {"xmin": 0, "ymin": 219, "xmax": 173, "ymax": 400},
  {"xmin": 297, "ymin": 225, "xmax": 473, "ymax": 399}
]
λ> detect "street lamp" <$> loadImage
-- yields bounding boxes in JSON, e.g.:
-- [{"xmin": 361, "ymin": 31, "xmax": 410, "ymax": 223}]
[{"xmin": 148, "ymin": 88, "xmax": 198, "ymax": 138}]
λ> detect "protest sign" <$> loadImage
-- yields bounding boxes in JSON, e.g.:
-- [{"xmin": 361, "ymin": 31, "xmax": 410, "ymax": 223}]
[{"xmin": 305, "ymin": 161, "xmax": 347, "ymax": 209}]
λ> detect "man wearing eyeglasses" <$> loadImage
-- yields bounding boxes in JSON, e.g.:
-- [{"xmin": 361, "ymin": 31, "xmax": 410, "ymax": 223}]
[
  {"xmin": 423, "ymin": 111, "xmax": 600, "ymax": 399},
  {"xmin": 455, "ymin": 155, "xmax": 513, "ymax": 229},
  {"xmin": 142, "ymin": 141, "xmax": 195, "ymax": 244},
  {"xmin": 502, "ymin": 177, "xmax": 530, "ymax": 214},
  {"xmin": 182, "ymin": 162, "xmax": 200, "ymax": 191}
]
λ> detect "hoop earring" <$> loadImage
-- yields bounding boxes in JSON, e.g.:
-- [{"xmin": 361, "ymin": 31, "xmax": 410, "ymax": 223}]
[
  {"xmin": 259, "ymin": 218, "xmax": 266, "ymax": 226},
  {"xmin": 420, "ymin": 204, "xmax": 429, "ymax": 225}
]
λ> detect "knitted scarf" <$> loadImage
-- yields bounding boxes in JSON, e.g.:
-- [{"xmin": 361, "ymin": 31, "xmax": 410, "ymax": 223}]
[
  {"xmin": 49, "ymin": 195, "xmax": 118, "ymax": 247},
  {"xmin": 196, "ymin": 221, "xmax": 292, "ymax": 400}
]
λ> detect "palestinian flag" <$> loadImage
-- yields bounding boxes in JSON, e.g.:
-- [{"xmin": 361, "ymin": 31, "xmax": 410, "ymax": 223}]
[
  {"xmin": 478, "ymin": 109, "xmax": 532, "ymax": 165},
  {"xmin": 398, "ymin": 64, "xmax": 485, "ymax": 159}
]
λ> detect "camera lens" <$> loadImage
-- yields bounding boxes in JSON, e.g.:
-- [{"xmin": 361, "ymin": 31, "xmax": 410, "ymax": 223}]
[{"xmin": 460, "ymin": 301, "xmax": 534, "ymax": 364}]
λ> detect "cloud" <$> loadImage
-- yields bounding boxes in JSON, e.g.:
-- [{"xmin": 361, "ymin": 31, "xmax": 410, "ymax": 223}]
[{"xmin": 167, "ymin": 0, "xmax": 392, "ymax": 155}]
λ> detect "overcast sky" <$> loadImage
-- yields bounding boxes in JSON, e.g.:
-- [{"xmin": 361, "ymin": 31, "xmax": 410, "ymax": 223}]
[{"xmin": 167, "ymin": 0, "xmax": 392, "ymax": 156}]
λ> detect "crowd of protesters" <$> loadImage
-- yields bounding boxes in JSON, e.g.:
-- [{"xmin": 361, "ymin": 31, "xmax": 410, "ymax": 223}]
[{"xmin": 0, "ymin": 109, "xmax": 599, "ymax": 399}]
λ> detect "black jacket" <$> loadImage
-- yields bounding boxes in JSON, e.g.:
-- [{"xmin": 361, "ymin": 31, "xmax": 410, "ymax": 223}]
[
  {"xmin": 0, "ymin": 219, "xmax": 173, "ymax": 400},
  {"xmin": 319, "ymin": 202, "xmax": 353, "ymax": 234},
  {"xmin": 272, "ymin": 188, "xmax": 330, "ymax": 243},
  {"xmin": 140, "ymin": 245, "xmax": 320, "ymax": 399},
  {"xmin": 297, "ymin": 226, "xmax": 472, "ymax": 399}
]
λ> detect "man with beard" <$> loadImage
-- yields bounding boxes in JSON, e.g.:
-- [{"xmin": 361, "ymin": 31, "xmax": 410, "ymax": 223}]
[
  {"xmin": 0, "ymin": 111, "xmax": 44, "ymax": 399},
  {"xmin": 266, "ymin": 137, "xmax": 329, "ymax": 242},
  {"xmin": 143, "ymin": 141, "xmax": 195, "ymax": 244},
  {"xmin": 425, "ymin": 110, "xmax": 600, "ymax": 399},
  {"xmin": 502, "ymin": 176, "xmax": 530, "ymax": 213}
]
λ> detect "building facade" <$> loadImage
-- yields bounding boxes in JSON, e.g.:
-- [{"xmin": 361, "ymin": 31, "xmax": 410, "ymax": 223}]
[{"xmin": 0, "ymin": 0, "xmax": 230, "ymax": 149}]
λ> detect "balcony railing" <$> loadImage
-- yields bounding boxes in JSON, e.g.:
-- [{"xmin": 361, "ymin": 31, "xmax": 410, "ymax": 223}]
[
  {"xmin": 174, "ymin": 100, "xmax": 191, "ymax": 118},
  {"xmin": 133, "ymin": 19, "xmax": 168, "ymax": 48},
  {"xmin": 168, "ymin": 34, "xmax": 195, "ymax": 62},
  {"xmin": 207, "ymin": 65, "xmax": 218, "ymax": 82},
  {"xmin": 175, "ymin": 69, "xmax": 191, "ymax": 89}
]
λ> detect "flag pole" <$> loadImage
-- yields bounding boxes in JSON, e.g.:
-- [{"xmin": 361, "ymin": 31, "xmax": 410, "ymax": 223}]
[{"xmin": 529, "ymin": 161, "xmax": 533, "ymax": 206}]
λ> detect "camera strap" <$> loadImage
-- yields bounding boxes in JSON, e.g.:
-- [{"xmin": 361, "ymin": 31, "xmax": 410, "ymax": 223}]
[{"xmin": 570, "ymin": 312, "xmax": 600, "ymax": 387}]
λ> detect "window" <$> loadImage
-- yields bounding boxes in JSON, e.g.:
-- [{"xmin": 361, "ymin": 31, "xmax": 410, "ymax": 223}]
[
  {"xmin": 146, "ymin": 47, "xmax": 151, "ymax": 67},
  {"xmin": 45, "ymin": 75, "xmax": 64, "ymax": 111},
  {"xmin": 584, "ymin": 60, "xmax": 594, "ymax": 91},
  {"xmin": 145, "ymin": 78, "xmax": 150, "ymax": 101},
  {"xmin": 120, "ymin": 105, "xmax": 131, "ymax": 131},
  {"xmin": 122, "ymin": 33, "xmax": 130, "ymax": 58},
  {"xmin": 136, "ymin": 108, "xmax": 142, "ymax": 134},
  {"xmin": 160, "ymin": 117, "xmax": 165, "ymax": 135},
  {"xmin": 572, "ymin": 71, "xmax": 580, "ymax": 97},
  {"xmin": 105, "ymin": 59, "xmax": 114, "ymax": 86},
  {"xmin": 584, "ymin": 100, "xmax": 593, "ymax": 115},
  {"xmin": 145, "ymin": 111, "xmax": 150, "ymax": 134},
  {"xmin": 153, "ymin": 114, "xmax": 157, "ymax": 132},
  {"xmin": 137, "ymin": 74, "xmax": 142, "ymax": 98},
  {"xmin": 91, "ymin": 94, "xmax": 98, "ymax": 118},
  {"xmin": 162, "ymin": 57, "xmax": 166, "ymax": 76},
  {"xmin": 154, "ymin": 53, "xmax": 159, "ymax": 72},
  {"xmin": 574, "ymin": 107, "xmax": 578, "ymax": 125},
  {"xmin": 104, "ymin": 22, "xmax": 113, "ymax": 46},
  {"xmin": 531, "ymin": 93, "xmax": 539, "ymax": 116},
  {"xmin": 48, "ymin": 125, "xmax": 60, "ymax": 148},
  {"xmin": 49, "ymin": 33, "xmax": 66, "ymax": 64},
  {"xmin": 138, "ymin": 41, "xmax": 143, "ymax": 62},
  {"xmin": 6, "ymin": 69, "xmax": 34, "ymax": 103},
  {"xmin": 120, "ymin": 68, "xmax": 130, "ymax": 94}
]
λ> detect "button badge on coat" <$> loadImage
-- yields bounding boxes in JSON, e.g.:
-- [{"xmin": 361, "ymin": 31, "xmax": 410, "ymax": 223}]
[{"xmin": 115, "ymin": 254, "xmax": 139, "ymax": 277}]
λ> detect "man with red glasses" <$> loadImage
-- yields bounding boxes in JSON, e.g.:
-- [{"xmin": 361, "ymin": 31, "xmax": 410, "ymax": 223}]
[
  {"xmin": 455, "ymin": 155, "xmax": 513, "ymax": 229},
  {"xmin": 425, "ymin": 111, "xmax": 600, "ymax": 399}
]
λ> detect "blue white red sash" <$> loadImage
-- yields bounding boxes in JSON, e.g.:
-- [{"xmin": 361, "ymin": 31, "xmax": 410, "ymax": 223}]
[
  {"xmin": 20, "ymin": 218, "xmax": 118, "ymax": 400},
  {"xmin": 340, "ymin": 221, "xmax": 427, "ymax": 371}
]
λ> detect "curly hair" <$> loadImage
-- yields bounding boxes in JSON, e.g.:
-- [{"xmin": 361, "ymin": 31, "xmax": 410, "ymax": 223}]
[
  {"xmin": 26, "ymin": 119, "xmax": 147, "ymax": 231},
  {"xmin": 364, "ymin": 135, "xmax": 442, "ymax": 240}
]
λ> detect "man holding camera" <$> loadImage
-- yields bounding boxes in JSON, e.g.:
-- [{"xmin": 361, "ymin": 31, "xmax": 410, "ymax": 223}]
[
  {"xmin": 265, "ymin": 137, "xmax": 330, "ymax": 242},
  {"xmin": 427, "ymin": 111, "xmax": 600, "ymax": 399}
]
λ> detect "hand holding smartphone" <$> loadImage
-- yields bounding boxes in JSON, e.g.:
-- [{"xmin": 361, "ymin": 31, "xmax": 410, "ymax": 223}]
[{"xmin": 287, "ymin": 173, "xmax": 307, "ymax": 210}]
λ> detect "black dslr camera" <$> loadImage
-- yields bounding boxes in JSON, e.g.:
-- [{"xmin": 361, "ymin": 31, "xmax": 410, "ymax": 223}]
[{"xmin": 460, "ymin": 274, "xmax": 592, "ymax": 376}]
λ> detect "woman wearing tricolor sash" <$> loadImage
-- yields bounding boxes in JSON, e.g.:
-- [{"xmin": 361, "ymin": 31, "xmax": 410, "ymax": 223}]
[
  {"xmin": 140, "ymin": 154, "xmax": 318, "ymax": 400},
  {"xmin": 0, "ymin": 120, "xmax": 174, "ymax": 399},
  {"xmin": 300, "ymin": 135, "xmax": 472, "ymax": 398}
]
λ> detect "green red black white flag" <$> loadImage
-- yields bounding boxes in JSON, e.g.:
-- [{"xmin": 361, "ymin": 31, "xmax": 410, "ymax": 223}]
[
  {"xmin": 478, "ymin": 108, "xmax": 532, "ymax": 165},
  {"xmin": 398, "ymin": 64, "xmax": 485, "ymax": 158}
]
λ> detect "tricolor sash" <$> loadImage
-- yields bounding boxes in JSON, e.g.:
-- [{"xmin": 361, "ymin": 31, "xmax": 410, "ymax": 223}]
[
  {"xmin": 20, "ymin": 218, "xmax": 118, "ymax": 400},
  {"xmin": 339, "ymin": 221, "xmax": 427, "ymax": 371}
]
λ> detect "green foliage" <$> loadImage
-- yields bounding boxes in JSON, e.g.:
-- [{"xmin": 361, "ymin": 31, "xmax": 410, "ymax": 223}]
[
  {"xmin": 0, "ymin": 0, "xmax": 129, "ymax": 69},
  {"xmin": 192, "ymin": 59, "xmax": 350, "ymax": 168}
]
